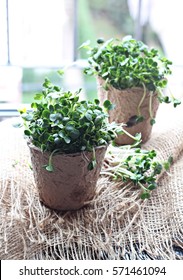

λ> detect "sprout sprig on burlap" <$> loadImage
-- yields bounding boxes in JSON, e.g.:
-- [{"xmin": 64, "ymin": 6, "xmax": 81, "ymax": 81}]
[{"xmin": 102, "ymin": 146, "xmax": 173, "ymax": 199}]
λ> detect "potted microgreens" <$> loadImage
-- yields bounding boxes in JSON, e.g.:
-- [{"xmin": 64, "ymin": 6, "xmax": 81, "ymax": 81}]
[
  {"xmin": 19, "ymin": 73, "xmax": 136, "ymax": 211},
  {"xmin": 81, "ymin": 36, "xmax": 181, "ymax": 145}
]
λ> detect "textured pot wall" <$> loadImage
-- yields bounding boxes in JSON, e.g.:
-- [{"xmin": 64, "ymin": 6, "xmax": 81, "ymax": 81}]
[
  {"xmin": 97, "ymin": 76, "xmax": 159, "ymax": 145},
  {"xmin": 28, "ymin": 144, "xmax": 107, "ymax": 211}
]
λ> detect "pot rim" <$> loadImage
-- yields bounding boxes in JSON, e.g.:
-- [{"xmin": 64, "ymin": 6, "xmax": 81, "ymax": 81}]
[
  {"xmin": 27, "ymin": 140, "xmax": 108, "ymax": 157},
  {"xmin": 97, "ymin": 76, "xmax": 158, "ymax": 95}
]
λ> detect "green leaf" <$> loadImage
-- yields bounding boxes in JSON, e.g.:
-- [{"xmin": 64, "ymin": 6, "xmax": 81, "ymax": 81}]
[
  {"xmin": 134, "ymin": 133, "xmax": 142, "ymax": 142},
  {"xmin": 57, "ymin": 69, "xmax": 64, "ymax": 76},
  {"xmin": 79, "ymin": 40, "xmax": 91, "ymax": 50},
  {"xmin": 148, "ymin": 183, "xmax": 157, "ymax": 190},
  {"xmin": 41, "ymin": 144, "xmax": 46, "ymax": 152},
  {"xmin": 62, "ymin": 117, "xmax": 70, "ymax": 122},
  {"xmin": 94, "ymin": 115, "xmax": 103, "ymax": 125},
  {"xmin": 54, "ymin": 137, "xmax": 61, "ymax": 145},
  {"xmin": 148, "ymin": 150, "xmax": 156, "ymax": 159},
  {"xmin": 103, "ymin": 100, "xmax": 115, "ymax": 110},
  {"xmin": 65, "ymin": 123, "xmax": 74, "ymax": 131},
  {"xmin": 13, "ymin": 122, "xmax": 23, "ymax": 128},
  {"xmin": 94, "ymin": 99, "xmax": 100, "ymax": 105},
  {"xmin": 31, "ymin": 102, "xmax": 38, "ymax": 109},
  {"xmin": 163, "ymin": 156, "xmax": 173, "ymax": 170},
  {"xmin": 58, "ymin": 131, "xmax": 65, "ymax": 138},
  {"xmin": 88, "ymin": 160, "xmax": 97, "ymax": 170},
  {"xmin": 24, "ymin": 130, "xmax": 31, "ymax": 136},
  {"xmin": 62, "ymin": 107, "xmax": 69, "ymax": 115},
  {"xmin": 85, "ymin": 111, "xmax": 92, "ymax": 121},
  {"xmin": 42, "ymin": 164, "xmax": 54, "ymax": 172},
  {"xmin": 120, "ymin": 57, "xmax": 129, "ymax": 66},
  {"xmin": 97, "ymin": 38, "xmax": 104, "ymax": 44},
  {"xmin": 102, "ymin": 71, "xmax": 109, "ymax": 78},
  {"xmin": 153, "ymin": 163, "xmax": 162, "ymax": 175},
  {"xmin": 34, "ymin": 93, "xmax": 43, "ymax": 100},
  {"xmin": 141, "ymin": 192, "xmax": 150, "ymax": 199},
  {"xmin": 173, "ymin": 99, "xmax": 181, "ymax": 108},
  {"xmin": 48, "ymin": 105, "xmax": 54, "ymax": 112},
  {"xmin": 49, "ymin": 114, "xmax": 57, "ymax": 122},
  {"xmin": 22, "ymin": 113, "xmax": 33, "ymax": 121},
  {"xmin": 43, "ymin": 78, "xmax": 53, "ymax": 89},
  {"xmin": 53, "ymin": 85, "xmax": 61, "ymax": 92},
  {"xmin": 136, "ymin": 115, "xmax": 144, "ymax": 123},
  {"xmin": 42, "ymin": 110, "xmax": 50, "ymax": 118},
  {"xmin": 50, "ymin": 113, "xmax": 62, "ymax": 122},
  {"xmin": 150, "ymin": 118, "xmax": 156, "ymax": 125},
  {"xmin": 70, "ymin": 129, "xmax": 80, "ymax": 139},
  {"xmin": 46, "ymin": 165, "xmax": 54, "ymax": 172},
  {"xmin": 63, "ymin": 136, "xmax": 71, "ymax": 144},
  {"xmin": 163, "ymin": 96, "xmax": 170, "ymax": 103}
]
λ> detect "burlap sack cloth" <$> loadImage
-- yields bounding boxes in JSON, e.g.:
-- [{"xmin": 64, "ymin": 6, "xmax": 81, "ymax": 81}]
[{"xmin": 0, "ymin": 103, "xmax": 183, "ymax": 260}]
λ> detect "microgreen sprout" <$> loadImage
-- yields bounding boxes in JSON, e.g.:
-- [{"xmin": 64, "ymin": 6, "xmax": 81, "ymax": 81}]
[
  {"xmin": 102, "ymin": 146, "xmax": 173, "ymax": 199},
  {"xmin": 42, "ymin": 149, "xmax": 60, "ymax": 172}
]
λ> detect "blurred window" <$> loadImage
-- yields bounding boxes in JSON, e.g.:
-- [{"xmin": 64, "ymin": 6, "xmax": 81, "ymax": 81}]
[
  {"xmin": 0, "ymin": 0, "xmax": 135, "ymax": 109},
  {"xmin": 1, "ymin": 0, "xmax": 182, "ymax": 118}
]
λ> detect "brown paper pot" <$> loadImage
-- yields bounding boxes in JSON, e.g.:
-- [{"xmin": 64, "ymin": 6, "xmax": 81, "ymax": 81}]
[
  {"xmin": 28, "ymin": 143, "xmax": 107, "ymax": 211},
  {"xmin": 97, "ymin": 76, "xmax": 159, "ymax": 145}
]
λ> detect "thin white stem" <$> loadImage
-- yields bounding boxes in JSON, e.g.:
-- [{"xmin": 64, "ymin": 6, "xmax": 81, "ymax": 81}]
[
  {"xmin": 149, "ymin": 91, "xmax": 154, "ymax": 119},
  {"xmin": 137, "ymin": 83, "xmax": 146, "ymax": 116},
  {"xmin": 120, "ymin": 126, "xmax": 140, "ymax": 140},
  {"xmin": 138, "ymin": 181, "xmax": 149, "ymax": 192}
]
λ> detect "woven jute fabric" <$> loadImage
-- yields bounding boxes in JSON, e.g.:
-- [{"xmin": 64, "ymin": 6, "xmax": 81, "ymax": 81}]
[{"xmin": 0, "ymin": 104, "xmax": 183, "ymax": 260}]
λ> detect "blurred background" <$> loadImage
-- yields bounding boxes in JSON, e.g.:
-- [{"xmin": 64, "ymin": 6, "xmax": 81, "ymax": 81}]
[{"xmin": 0, "ymin": 0, "xmax": 183, "ymax": 119}]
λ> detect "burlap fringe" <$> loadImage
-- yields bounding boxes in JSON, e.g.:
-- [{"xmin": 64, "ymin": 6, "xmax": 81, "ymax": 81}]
[{"xmin": 0, "ymin": 110, "xmax": 183, "ymax": 259}]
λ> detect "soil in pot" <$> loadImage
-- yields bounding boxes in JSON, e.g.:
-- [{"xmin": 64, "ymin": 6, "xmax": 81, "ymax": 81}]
[
  {"xmin": 97, "ymin": 76, "xmax": 159, "ymax": 145},
  {"xmin": 28, "ymin": 143, "xmax": 107, "ymax": 211}
]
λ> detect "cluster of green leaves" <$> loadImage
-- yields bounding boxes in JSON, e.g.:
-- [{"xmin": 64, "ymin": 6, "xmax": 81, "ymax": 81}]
[
  {"xmin": 19, "ymin": 76, "xmax": 124, "ymax": 158},
  {"xmin": 81, "ymin": 36, "xmax": 181, "ymax": 124},
  {"xmin": 104, "ymin": 147, "xmax": 173, "ymax": 199},
  {"xmin": 122, "ymin": 149, "xmax": 172, "ymax": 199},
  {"xmin": 82, "ymin": 36, "xmax": 172, "ymax": 92}
]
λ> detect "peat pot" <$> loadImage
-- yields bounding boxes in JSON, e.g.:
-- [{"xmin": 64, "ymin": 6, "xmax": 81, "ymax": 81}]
[
  {"xmin": 28, "ymin": 143, "xmax": 107, "ymax": 211},
  {"xmin": 97, "ymin": 76, "xmax": 159, "ymax": 145}
]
